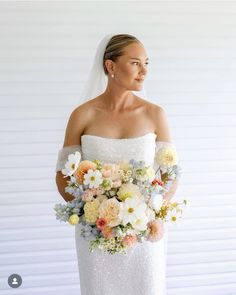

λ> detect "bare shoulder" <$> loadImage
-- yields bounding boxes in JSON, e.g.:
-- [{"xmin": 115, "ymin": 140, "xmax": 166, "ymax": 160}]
[
  {"xmin": 62, "ymin": 100, "xmax": 95, "ymax": 147},
  {"xmin": 70, "ymin": 100, "xmax": 95, "ymax": 120},
  {"xmin": 145, "ymin": 101, "xmax": 172, "ymax": 142},
  {"xmin": 137, "ymin": 97, "xmax": 166, "ymax": 118},
  {"xmin": 135, "ymin": 97, "xmax": 162, "ymax": 112},
  {"xmin": 146, "ymin": 101, "xmax": 166, "ymax": 118}
]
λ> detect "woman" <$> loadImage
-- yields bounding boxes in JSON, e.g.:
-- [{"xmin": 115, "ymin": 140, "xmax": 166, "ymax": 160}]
[{"xmin": 55, "ymin": 34, "xmax": 179, "ymax": 295}]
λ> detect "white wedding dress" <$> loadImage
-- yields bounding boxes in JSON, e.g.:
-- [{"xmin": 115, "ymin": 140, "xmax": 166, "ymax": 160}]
[{"xmin": 73, "ymin": 132, "xmax": 169, "ymax": 295}]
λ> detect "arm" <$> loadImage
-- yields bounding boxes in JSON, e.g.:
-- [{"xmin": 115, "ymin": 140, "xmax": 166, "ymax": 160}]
[
  {"xmin": 55, "ymin": 105, "xmax": 88, "ymax": 202},
  {"xmin": 152, "ymin": 105, "xmax": 179, "ymax": 201},
  {"xmin": 55, "ymin": 172, "xmax": 75, "ymax": 202}
]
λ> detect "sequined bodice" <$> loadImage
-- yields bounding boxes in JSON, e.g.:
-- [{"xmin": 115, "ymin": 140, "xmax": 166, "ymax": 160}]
[{"xmin": 80, "ymin": 132, "xmax": 157, "ymax": 166}]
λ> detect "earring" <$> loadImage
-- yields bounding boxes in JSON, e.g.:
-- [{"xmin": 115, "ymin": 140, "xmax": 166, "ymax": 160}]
[{"xmin": 111, "ymin": 74, "xmax": 114, "ymax": 78}]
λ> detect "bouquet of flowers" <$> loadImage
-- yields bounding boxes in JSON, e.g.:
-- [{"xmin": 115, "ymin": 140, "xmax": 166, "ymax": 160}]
[{"xmin": 54, "ymin": 145, "xmax": 187, "ymax": 254}]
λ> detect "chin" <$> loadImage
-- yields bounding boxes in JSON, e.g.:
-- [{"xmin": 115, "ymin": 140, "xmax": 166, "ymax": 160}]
[
  {"xmin": 127, "ymin": 83, "xmax": 144, "ymax": 92},
  {"xmin": 134, "ymin": 85, "xmax": 143, "ymax": 91}
]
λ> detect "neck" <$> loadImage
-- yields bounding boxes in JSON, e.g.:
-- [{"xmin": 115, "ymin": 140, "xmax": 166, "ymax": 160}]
[{"xmin": 102, "ymin": 84, "xmax": 135, "ymax": 111}]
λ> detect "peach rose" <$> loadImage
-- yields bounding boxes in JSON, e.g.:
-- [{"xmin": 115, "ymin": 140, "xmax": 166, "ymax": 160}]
[
  {"xmin": 74, "ymin": 160, "xmax": 97, "ymax": 184},
  {"xmin": 122, "ymin": 234, "xmax": 138, "ymax": 248},
  {"xmin": 98, "ymin": 198, "xmax": 121, "ymax": 227},
  {"xmin": 101, "ymin": 163, "xmax": 120, "ymax": 180}
]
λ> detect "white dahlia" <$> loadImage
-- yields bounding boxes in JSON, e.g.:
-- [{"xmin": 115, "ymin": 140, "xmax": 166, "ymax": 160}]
[
  {"xmin": 155, "ymin": 146, "xmax": 178, "ymax": 167},
  {"xmin": 117, "ymin": 183, "xmax": 141, "ymax": 201}
]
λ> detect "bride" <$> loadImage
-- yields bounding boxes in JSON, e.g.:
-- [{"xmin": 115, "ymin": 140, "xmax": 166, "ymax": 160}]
[{"xmin": 55, "ymin": 33, "xmax": 179, "ymax": 295}]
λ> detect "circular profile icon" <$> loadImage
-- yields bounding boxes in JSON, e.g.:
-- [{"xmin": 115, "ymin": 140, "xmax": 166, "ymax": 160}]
[{"xmin": 8, "ymin": 274, "xmax": 22, "ymax": 288}]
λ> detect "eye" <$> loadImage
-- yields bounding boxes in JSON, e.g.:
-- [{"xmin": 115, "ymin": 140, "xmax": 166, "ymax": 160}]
[{"xmin": 132, "ymin": 62, "xmax": 149, "ymax": 66}]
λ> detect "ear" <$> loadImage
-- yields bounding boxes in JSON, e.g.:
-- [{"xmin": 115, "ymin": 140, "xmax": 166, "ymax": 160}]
[{"xmin": 105, "ymin": 59, "xmax": 115, "ymax": 75}]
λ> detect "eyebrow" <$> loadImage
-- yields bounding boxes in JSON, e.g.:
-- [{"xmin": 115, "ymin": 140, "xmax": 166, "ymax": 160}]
[{"xmin": 130, "ymin": 57, "xmax": 149, "ymax": 61}]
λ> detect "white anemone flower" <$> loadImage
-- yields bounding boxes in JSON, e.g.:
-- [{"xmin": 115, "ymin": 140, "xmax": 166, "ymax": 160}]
[
  {"xmin": 62, "ymin": 151, "xmax": 81, "ymax": 177},
  {"xmin": 119, "ymin": 197, "xmax": 147, "ymax": 228},
  {"xmin": 148, "ymin": 194, "xmax": 164, "ymax": 213},
  {"xmin": 83, "ymin": 169, "xmax": 103, "ymax": 189}
]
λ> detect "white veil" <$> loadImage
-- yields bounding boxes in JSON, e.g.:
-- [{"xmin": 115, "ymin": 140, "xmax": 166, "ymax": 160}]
[{"xmin": 79, "ymin": 33, "xmax": 147, "ymax": 105}]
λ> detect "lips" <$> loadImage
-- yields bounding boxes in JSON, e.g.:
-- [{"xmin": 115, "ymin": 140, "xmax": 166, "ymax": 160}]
[{"xmin": 135, "ymin": 79, "xmax": 144, "ymax": 82}]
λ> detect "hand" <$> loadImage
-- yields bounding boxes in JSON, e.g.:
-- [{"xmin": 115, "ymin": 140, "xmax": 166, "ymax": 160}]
[{"xmin": 162, "ymin": 178, "xmax": 179, "ymax": 201}]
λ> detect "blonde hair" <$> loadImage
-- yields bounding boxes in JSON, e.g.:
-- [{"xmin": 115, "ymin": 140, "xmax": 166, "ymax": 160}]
[{"xmin": 103, "ymin": 34, "xmax": 141, "ymax": 75}]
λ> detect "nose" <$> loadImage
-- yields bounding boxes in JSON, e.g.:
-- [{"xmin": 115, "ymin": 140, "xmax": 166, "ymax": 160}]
[{"xmin": 140, "ymin": 64, "xmax": 147, "ymax": 77}]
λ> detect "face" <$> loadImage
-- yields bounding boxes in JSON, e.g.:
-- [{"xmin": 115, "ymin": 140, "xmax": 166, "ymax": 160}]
[{"xmin": 106, "ymin": 42, "xmax": 149, "ymax": 91}]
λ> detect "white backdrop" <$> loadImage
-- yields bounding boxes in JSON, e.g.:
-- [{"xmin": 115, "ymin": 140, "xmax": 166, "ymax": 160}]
[{"xmin": 0, "ymin": 1, "xmax": 236, "ymax": 294}]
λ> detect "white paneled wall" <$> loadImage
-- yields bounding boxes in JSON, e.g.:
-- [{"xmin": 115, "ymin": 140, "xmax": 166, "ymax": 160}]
[{"xmin": 0, "ymin": 1, "xmax": 236, "ymax": 295}]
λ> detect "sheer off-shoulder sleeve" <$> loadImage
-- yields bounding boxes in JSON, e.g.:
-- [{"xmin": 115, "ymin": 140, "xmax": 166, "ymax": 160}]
[
  {"xmin": 55, "ymin": 145, "xmax": 82, "ymax": 172},
  {"xmin": 155, "ymin": 140, "xmax": 175, "ymax": 152}
]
